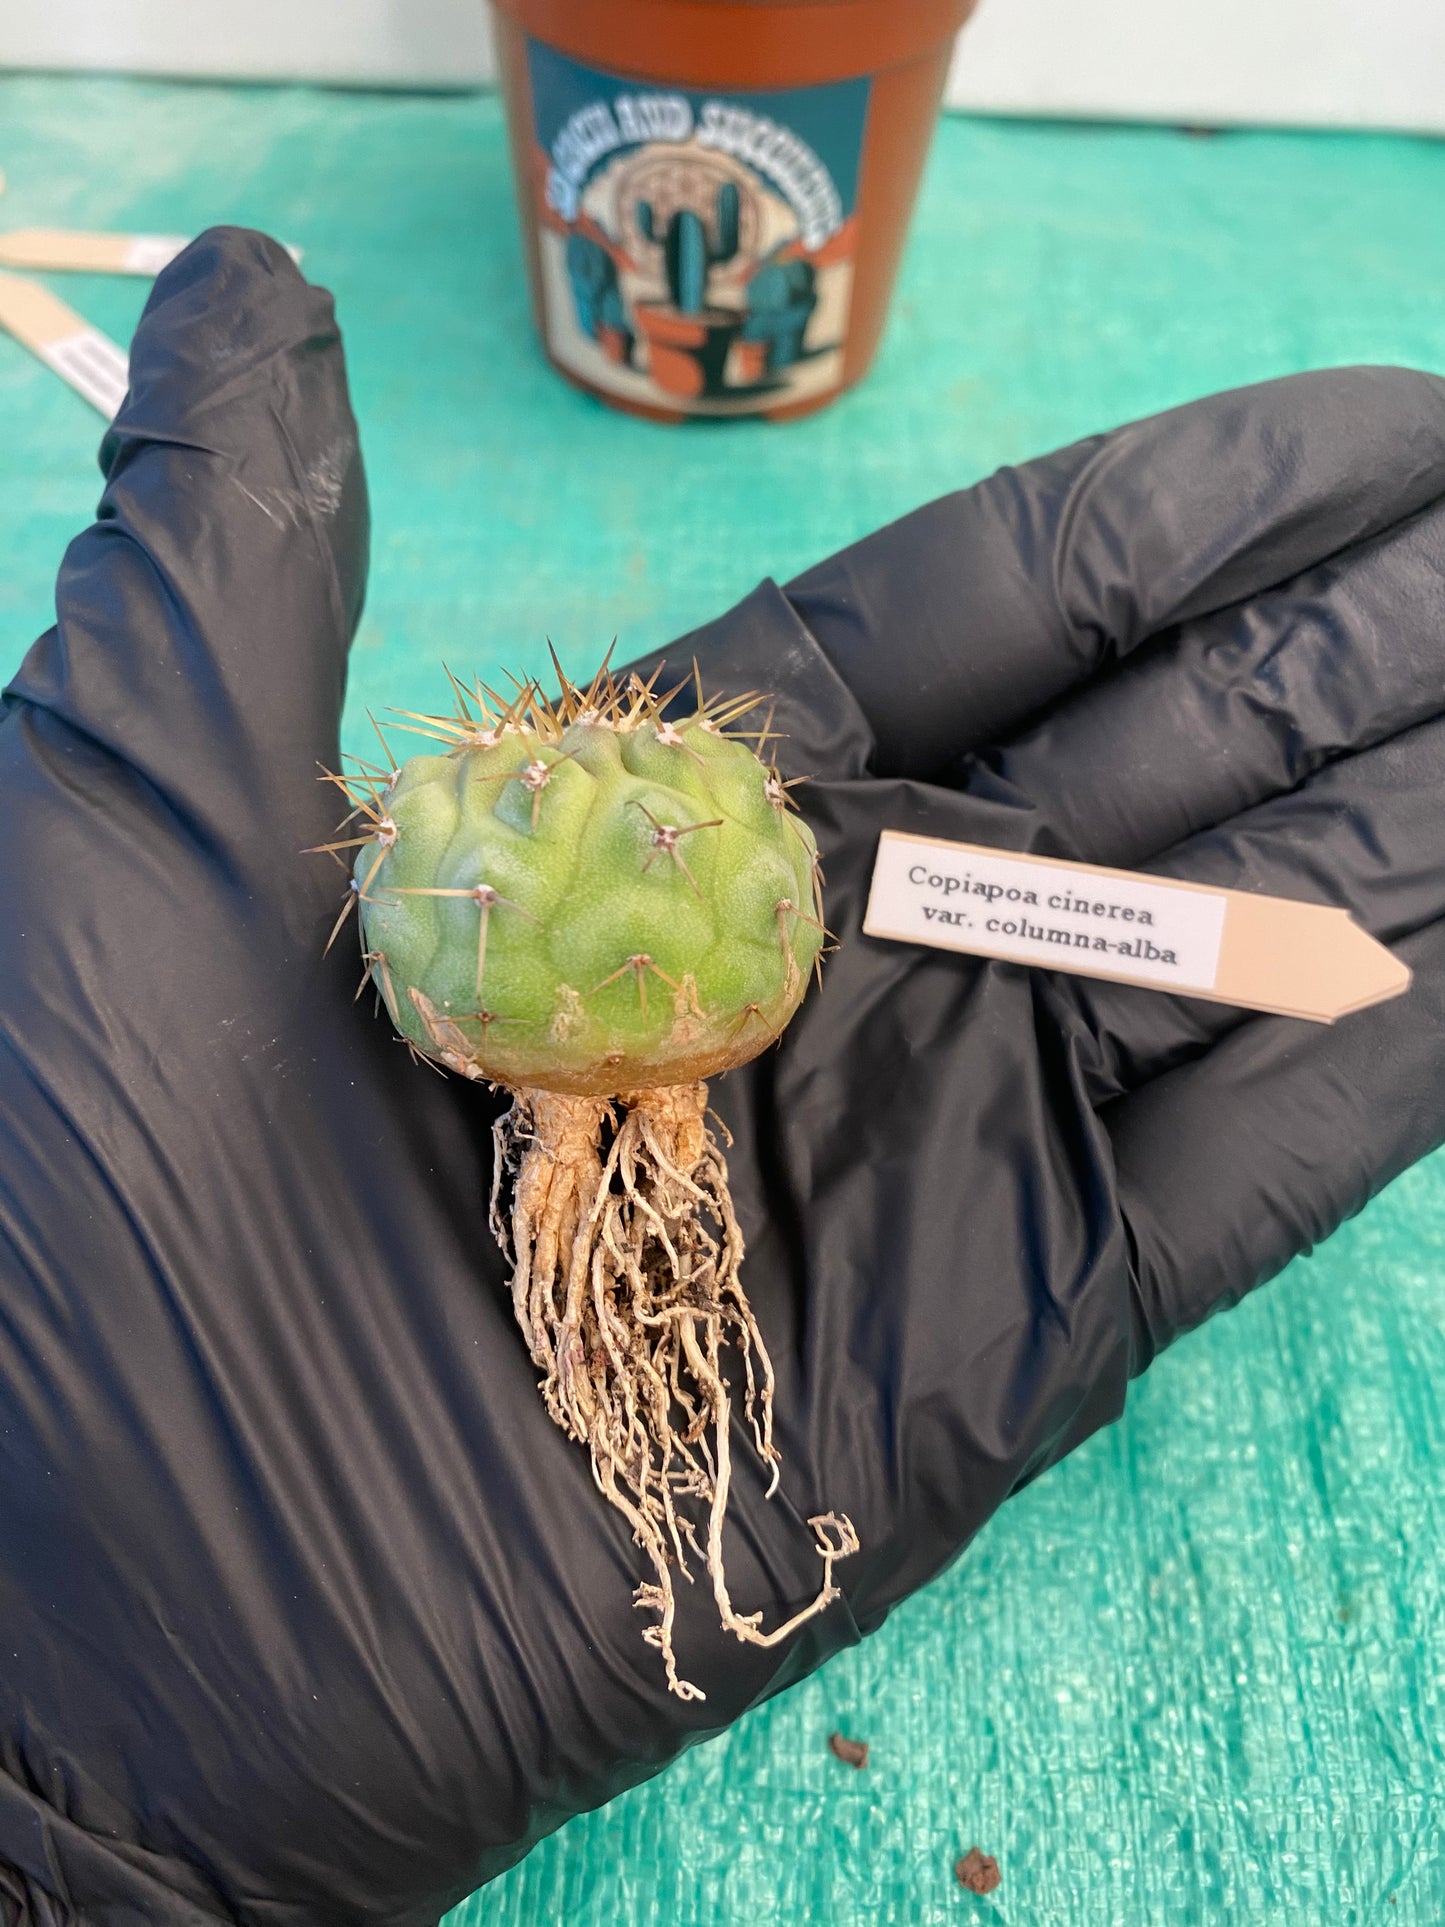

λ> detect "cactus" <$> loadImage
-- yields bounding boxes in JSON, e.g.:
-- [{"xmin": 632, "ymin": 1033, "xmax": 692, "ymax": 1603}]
[
  {"xmin": 319, "ymin": 661, "xmax": 854, "ymax": 1697},
  {"xmin": 638, "ymin": 181, "xmax": 741, "ymax": 314},
  {"xmin": 565, "ymin": 231, "xmax": 620, "ymax": 341},
  {"xmin": 743, "ymin": 257, "xmax": 818, "ymax": 371},
  {"xmin": 746, "ymin": 257, "xmax": 816, "ymax": 318},
  {"xmin": 352, "ymin": 673, "xmax": 821, "ymax": 1092}
]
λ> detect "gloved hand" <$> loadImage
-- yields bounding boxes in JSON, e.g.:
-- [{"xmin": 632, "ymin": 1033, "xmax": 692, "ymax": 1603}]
[{"xmin": 1, "ymin": 227, "xmax": 1442, "ymax": 1927}]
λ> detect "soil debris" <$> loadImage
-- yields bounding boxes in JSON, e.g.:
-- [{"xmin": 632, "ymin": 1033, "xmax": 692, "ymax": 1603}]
[
  {"xmin": 954, "ymin": 1848, "xmax": 1001, "ymax": 1895},
  {"xmin": 827, "ymin": 1732, "xmax": 869, "ymax": 1769}
]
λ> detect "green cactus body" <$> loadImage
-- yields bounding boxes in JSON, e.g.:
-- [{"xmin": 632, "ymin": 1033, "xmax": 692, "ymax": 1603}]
[{"xmin": 354, "ymin": 681, "xmax": 822, "ymax": 1096}]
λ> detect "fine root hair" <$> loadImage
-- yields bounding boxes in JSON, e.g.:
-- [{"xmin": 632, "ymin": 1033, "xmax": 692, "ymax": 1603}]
[{"xmin": 491, "ymin": 1080, "xmax": 857, "ymax": 1699}]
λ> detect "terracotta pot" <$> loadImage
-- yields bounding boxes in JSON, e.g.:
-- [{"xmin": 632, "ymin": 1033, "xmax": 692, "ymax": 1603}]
[
  {"xmin": 492, "ymin": 0, "xmax": 979, "ymax": 421},
  {"xmin": 596, "ymin": 321, "xmax": 634, "ymax": 364},
  {"xmin": 732, "ymin": 337, "xmax": 771, "ymax": 385},
  {"xmin": 633, "ymin": 303, "xmax": 740, "ymax": 398}
]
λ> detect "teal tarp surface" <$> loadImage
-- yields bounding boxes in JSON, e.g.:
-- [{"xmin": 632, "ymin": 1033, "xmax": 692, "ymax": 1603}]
[{"xmin": 1, "ymin": 76, "xmax": 1443, "ymax": 1926}]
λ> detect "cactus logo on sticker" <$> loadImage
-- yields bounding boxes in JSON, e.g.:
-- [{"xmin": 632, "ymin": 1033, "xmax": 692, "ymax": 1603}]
[{"xmin": 525, "ymin": 40, "xmax": 870, "ymax": 415}]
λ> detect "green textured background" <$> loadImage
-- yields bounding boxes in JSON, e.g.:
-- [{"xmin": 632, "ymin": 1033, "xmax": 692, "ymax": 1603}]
[{"xmin": 2, "ymin": 75, "xmax": 1444, "ymax": 1927}]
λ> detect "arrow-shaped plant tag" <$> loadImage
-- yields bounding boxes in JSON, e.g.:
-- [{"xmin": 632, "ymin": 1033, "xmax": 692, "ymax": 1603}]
[
  {"xmin": 864, "ymin": 830, "xmax": 1410, "ymax": 1023},
  {"xmin": 0, "ymin": 271, "xmax": 128, "ymax": 417}
]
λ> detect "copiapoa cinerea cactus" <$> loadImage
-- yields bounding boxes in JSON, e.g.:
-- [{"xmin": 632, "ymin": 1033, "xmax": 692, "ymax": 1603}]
[{"xmin": 316, "ymin": 658, "xmax": 857, "ymax": 1697}]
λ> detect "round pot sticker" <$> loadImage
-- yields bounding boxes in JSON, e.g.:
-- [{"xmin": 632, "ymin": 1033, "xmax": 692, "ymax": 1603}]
[{"xmin": 526, "ymin": 39, "xmax": 872, "ymax": 416}]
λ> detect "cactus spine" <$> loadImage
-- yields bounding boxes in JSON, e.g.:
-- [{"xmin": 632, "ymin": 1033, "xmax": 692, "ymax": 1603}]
[{"xmin": 318, "ymin": 660, "xmax": 855, "ymax": 1698}]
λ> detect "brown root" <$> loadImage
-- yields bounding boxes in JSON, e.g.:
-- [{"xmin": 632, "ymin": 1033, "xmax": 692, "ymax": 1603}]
[{"xmin": 491, "ymin": 1080, "xmax": 857, "ymax": 1700}]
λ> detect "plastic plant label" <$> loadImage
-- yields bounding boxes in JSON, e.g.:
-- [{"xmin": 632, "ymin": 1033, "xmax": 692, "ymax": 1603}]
[
  {"xmin": 0, "ymin": 271, "xmax": 128, "ymax": 416},
  {"xmin": 864, "ymin": 830, "xmax": 1411, "ymax": 1023},
  {"xmin": 523, "ymin": 37, "xmax": 870, "ymax": 417}
]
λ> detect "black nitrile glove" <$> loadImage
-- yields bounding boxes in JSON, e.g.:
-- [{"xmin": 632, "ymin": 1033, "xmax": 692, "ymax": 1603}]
[{"xmin": 2, "ymin": 228, "xmax": 1443, "ymax": 1927}]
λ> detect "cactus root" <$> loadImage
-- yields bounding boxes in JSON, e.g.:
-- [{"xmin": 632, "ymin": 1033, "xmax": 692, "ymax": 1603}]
[
  {"xmin": 329, "ymin": 661, "xmax": 856, "ymax": 1694},
  {"xmin": 490, "ymin": 1078, "xmax": 857, "ymax": 1701}
]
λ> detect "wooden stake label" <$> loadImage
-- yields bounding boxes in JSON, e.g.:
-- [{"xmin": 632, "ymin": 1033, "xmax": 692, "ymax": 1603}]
[
  {"xmin": 0, "ymin": 272, "xmax": 128, "ymax": 417},
  {"xmin": 0, "ymin": 229, "xmax": 190, "ymax": 275},
  {"xmin": 864, "ymin": 830, "xmax": 1411, "ymax": 1023},
  {"xmin": 0, "ymin": 231, "xmax": 302, "ymax": 275}
]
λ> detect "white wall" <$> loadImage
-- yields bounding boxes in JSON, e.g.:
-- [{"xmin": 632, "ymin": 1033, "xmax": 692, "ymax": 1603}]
[
  {"xmin": 952, "ymin": 0, "xmax": 1445, "ymax": 134},
  {"xmin": 4, "ymin": 0, "xmax": 1443, "ymax": 135}
]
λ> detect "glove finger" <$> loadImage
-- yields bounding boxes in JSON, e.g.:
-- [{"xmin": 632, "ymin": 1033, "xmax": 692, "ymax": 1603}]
[
  {"xmin": 2, "ymin": 226, "xmax": 368, "ymax": 876},
  {"xmin": 1045, "ymin": 711, "xmax": 1445, "ymax": 1105},
  {"xmin": 959, "ymin": 492, "xmax": 1445, "ymax": 867},
  {"xmin": 785, "ymin": 366, "xmax": 1445, "ymax": 779},
  {"xmin": 1106, "ymin": 913, "xmax": 1445, "ymax": 1372}
]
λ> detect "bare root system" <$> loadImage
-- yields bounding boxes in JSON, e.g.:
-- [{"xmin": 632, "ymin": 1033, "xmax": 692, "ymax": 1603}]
[{"xmin": 491, "ymin": 1080, "xmax": 857, "ymax": 1699}]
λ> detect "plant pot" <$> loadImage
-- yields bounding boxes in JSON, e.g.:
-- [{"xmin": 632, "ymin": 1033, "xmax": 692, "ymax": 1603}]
[
  {"xmin": 493, "ymin": 0, "xmax": 980, "ymax": 421},
  {"xmin": 596, "ymin": 321, "xmax": 634, "ymax": 365},
  {"xmin": 633, "ymin": 304, "xmax": 741, "ymax": 400},
  {"xmin": 733, "ymin": 338, "xmax": 771, "ymax": 385}
]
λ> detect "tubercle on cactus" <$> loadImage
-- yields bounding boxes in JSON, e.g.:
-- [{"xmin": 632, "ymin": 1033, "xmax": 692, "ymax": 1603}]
[{"xmin": 315, "ymin": 656, "xmax": 853, "ymax": 1698}]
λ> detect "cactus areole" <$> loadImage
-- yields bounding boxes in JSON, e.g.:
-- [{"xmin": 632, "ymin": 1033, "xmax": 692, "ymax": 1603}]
[{"xmin": 321, "ymin": 662, "xmax": 856, "ymax": 1698}]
